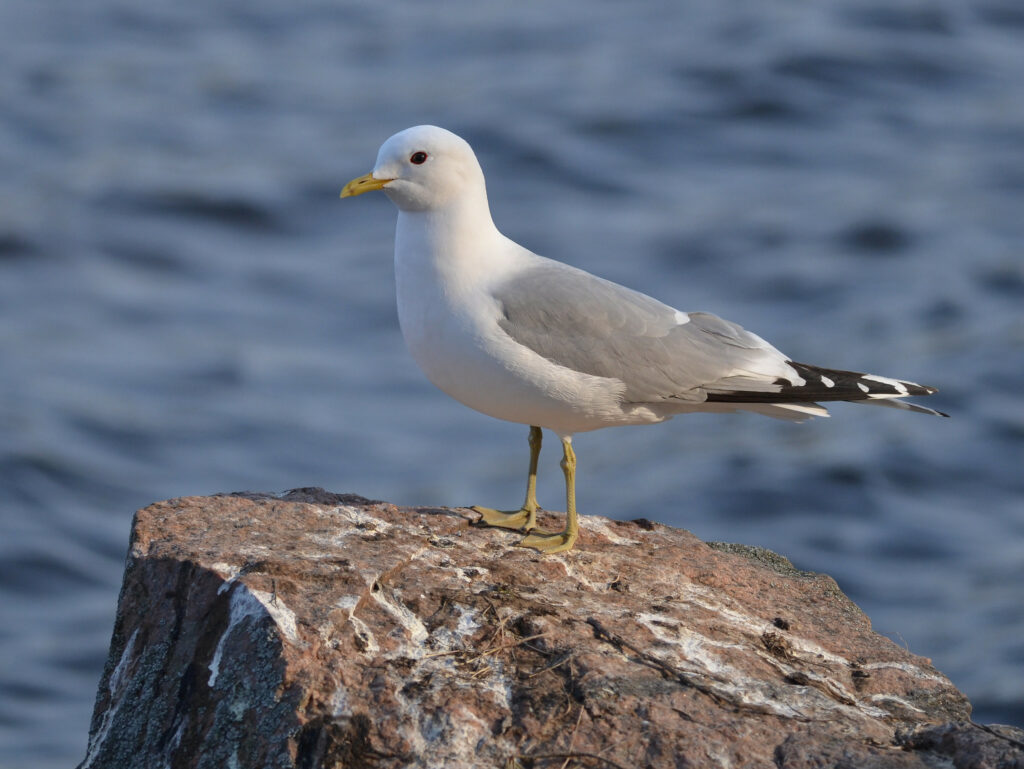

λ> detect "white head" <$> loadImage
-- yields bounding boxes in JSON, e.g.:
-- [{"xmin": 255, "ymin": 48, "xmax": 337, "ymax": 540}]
[{"xmin": 341, "ymin": 125, "xmax": 487, "ymax": 213}]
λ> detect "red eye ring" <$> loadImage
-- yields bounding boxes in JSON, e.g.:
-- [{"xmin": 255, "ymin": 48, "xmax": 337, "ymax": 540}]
[{"xmin": 410, "ymin": 151, "xmax": 428, "ymax": 165}]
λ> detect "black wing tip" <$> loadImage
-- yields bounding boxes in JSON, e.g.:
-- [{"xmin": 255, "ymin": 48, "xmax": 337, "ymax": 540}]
[
  {"xmin": 703, "ymin": 360, "xmax": 949, "ymax": 415},
  {"xmin": 786, "ymin": 361, "xmax": 942, "ymax": 398}
]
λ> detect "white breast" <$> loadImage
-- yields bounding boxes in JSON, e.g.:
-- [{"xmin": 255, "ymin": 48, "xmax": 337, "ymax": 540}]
[{"xmin": 392, "ymin": 223, "xmax": 639, "ymax": 436}]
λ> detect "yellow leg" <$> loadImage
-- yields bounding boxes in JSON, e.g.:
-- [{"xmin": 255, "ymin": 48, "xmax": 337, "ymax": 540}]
[
  {"xmin": 518, "ymin": 437, "xmax": 579, "ymax": 554},
  {"xmin": 473, "ymin": 425, "xmax": 542, "ymax": 531}
]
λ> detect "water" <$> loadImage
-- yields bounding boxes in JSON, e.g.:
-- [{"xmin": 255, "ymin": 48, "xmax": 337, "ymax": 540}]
[{"xmin": 2, "ymin": 1, "xmax": 1023, "ymax": 765}]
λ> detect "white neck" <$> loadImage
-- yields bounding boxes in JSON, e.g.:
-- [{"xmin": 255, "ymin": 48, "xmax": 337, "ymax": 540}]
[{"xmin": 394, "ymin": 192, "xmax": 513, "ymax": 288}]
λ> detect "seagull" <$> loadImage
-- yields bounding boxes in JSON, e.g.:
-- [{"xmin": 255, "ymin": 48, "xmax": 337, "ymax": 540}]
[{"xmin": 341, "ymin": 125, "xmax": 946, "ymax": 554}]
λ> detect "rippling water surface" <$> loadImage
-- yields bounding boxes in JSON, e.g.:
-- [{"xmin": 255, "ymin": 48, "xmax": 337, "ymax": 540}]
[{"xmin": 2, "ymin": 1, "xmax": 1023, "ymax": 765}]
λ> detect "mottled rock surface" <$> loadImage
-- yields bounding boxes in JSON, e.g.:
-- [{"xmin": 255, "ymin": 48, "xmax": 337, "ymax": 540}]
[{"xmin": 80, "ymin": 489, "xmax": 1024, "ymax": 769}]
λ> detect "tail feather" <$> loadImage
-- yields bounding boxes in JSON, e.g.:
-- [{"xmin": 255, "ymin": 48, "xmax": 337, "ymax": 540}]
[{"xmin": 851, "ymin": 397, "xmax": 949, "ymax": 418}]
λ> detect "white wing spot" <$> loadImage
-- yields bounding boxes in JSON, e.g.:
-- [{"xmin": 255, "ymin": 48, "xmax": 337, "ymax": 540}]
[
  {"xmin": 857, "ymin": 382, "xmax": 870, "ymax": 393},
  {"xmin": 863, "ymin": 374, "xmax": 909, "ymax": 395},
  {"xmin": 820, "ymin": 375, "xmax": 835, "ymax": 388},
  {"xmin": 674, "ymin": 310, "xmax": 690, "ymax": 325},
  {"xmin": 781, "ymin": 365, "xmax": 807, "ymax": 387}
]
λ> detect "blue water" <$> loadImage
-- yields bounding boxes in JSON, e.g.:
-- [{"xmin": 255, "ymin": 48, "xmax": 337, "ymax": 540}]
[{"xmin": 2, "ymin": 1, "xmax": 1023, "ymax": 765}]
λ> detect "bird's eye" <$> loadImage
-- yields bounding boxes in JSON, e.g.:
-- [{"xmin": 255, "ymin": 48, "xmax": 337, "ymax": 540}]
[{"xmin": 410, "ymin": 151, "xmax": 428, "ymax": 165}]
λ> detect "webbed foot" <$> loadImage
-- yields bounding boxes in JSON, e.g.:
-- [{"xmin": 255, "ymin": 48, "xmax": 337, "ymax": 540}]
[
  {"xmin": 517, "ymin": 528, "xmax": 577, "ymax": 554},
  {"xmin": 472, "ymin": 505, "xmax": 537, "ymax": 531}
]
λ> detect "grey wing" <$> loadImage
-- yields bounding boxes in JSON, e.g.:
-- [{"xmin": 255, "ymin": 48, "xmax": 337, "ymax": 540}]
[{"xmin": 492, "ymin": 261, "xmax": 800, "ymax": 404}]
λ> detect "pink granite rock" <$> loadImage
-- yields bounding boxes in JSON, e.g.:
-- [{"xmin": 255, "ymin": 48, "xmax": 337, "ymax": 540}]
[{"xmin": 79, "ymin": 489, "xmax": 1024, "ymax": 768}]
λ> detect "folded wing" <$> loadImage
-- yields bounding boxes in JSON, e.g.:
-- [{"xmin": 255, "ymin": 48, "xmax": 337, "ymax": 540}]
[{"xmin": 493, "ymin": 260, "xmax": 945, "ymax": 419}]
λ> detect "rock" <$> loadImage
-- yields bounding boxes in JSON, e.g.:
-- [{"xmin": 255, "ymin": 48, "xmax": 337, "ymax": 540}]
[{"xmin": 79, "ymin": 489, "xmax": 1024, "ymax": 769}]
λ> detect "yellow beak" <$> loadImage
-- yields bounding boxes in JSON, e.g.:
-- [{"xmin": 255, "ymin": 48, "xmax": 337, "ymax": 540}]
[{"xmin": 340, "ymin": 173, "xmax": 393, "ymax": 198}]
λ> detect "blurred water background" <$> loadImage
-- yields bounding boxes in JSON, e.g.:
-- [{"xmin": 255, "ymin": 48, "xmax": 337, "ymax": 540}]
[{"xmin": 2, "ymin": 1, "xmax": 1023, "ymax": 765}]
